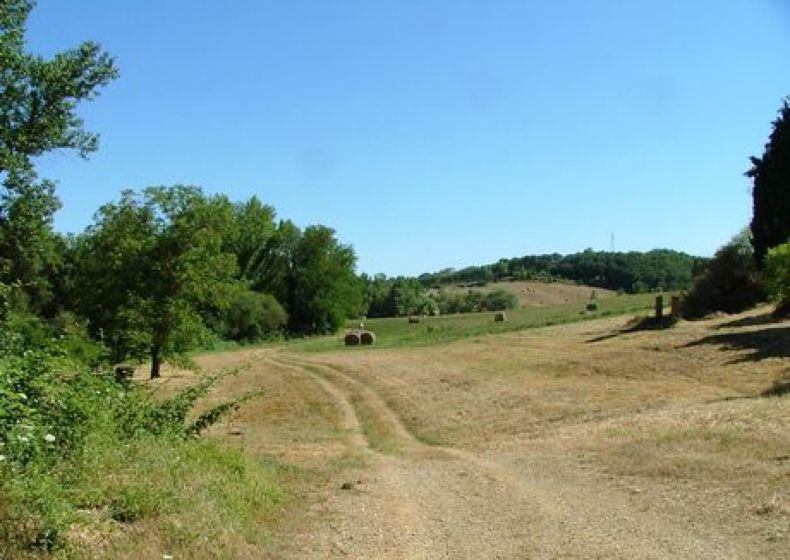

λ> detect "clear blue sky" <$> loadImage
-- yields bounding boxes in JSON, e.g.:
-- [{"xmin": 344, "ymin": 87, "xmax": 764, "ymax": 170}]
[{"xmin": 27, "ymin": 1, "xmax": 790, "ymax": 276}]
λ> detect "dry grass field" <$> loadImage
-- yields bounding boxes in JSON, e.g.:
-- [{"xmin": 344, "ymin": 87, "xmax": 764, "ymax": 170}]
[
  {"xmin": 145, "ymin": 304, "xmax": 787, "ymax": 558},
  {"xmin": 429, "ymin": 280, "xmax": 616, "ymax": 307}
]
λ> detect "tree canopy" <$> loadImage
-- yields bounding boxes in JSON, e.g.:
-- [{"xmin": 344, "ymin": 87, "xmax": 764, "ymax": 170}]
[
  {"xmin": 748, "ymin": 98, "xmax": 790, "ymax": 265},
  {"xmin": 0, "ymin": 0, "xmax": 118, "ymax": 175},
  {"xmin": 0, "ymin": 0, "xmax": 117, "ymax": 314},
  {"xmin": 71, "ymin": 186, "xmax": 238, "ymax": 377}
]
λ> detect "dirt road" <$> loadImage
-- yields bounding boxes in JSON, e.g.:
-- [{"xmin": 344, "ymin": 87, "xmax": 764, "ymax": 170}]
[{"xmin": 196, "ymin": 311, "xmax": 788, "ymax": 559}]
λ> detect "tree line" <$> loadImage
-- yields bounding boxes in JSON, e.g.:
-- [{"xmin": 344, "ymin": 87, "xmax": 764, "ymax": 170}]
[
  {"xmin": 361, "ymin": 274, "xmax": 519, "ymax": 317},
  {"xmin": 415, "ymin": 249, "xmax": 704, "ymax": 293},
  {"xmin": 7, "ymin": 185, "xmax": 363, "ymax": 377}
]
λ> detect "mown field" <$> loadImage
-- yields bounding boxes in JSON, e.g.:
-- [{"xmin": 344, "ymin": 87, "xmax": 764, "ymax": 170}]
[
  {"xmin": 294, "ymin": 292, "xmax": 659, "ymax": 352},
  {"xmin": 57, "ymin": 296, "xmax": 787, "ymax": 559},
  {"xmin": 182, "ymin": 300, "xmax": 789, "ymax": 558}
]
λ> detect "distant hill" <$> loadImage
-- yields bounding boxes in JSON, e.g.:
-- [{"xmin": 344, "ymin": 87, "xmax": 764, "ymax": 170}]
[
  {"xmin": 418, "ymin": 249, "xmax": 704, "ymax": 294},
  {"xmin": 429, "ymin": 280, "xmax": 616, "ymax": 308}
]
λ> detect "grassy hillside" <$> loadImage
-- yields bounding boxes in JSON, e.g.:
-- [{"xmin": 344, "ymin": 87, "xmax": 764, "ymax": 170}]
[
  {"xmin": 430, "ymin": 280, "xmax": 616, "ymax": 307},
  {"xmin": 294, "ymin": 292, "xmax": 659, "ymax": 352}
]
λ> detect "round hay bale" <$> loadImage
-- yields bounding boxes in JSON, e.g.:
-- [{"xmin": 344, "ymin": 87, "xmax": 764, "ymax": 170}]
[
  {"xmin": 360, "ymin": 330, "xmax": 376, "ymax": 345},
  {"xmin": 494, "ymin": 311, "xmax": 507, "ymax": 322},
  {"xmin": 344, "ymin": 331, "xmax": 361, "ymax": 346},
  {"xmin": 586, "ymin": 301, "xmax": 598, "ymax": 312},
  {"xmin": 408, "ymin": 315, "xmax": 420, "ymax": 324}
]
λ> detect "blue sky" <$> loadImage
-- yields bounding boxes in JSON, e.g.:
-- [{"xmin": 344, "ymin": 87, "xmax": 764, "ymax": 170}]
[{"xmin": 27, "ymin": 1, "xmax": 790, "ymax": 276}]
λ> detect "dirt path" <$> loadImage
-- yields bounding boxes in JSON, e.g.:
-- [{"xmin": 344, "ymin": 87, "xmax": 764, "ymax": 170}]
[{"xmin": 266, "ymin": 354, "xmax": 760, "ymax": 559}]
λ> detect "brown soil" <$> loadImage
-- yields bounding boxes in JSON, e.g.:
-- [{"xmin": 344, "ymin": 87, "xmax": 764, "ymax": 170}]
[{"xmin": 193, "ymin": 306, "xmax": 789, "ymax": 559}]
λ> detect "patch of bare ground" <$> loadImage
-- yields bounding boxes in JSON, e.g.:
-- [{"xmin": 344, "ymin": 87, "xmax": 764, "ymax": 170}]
[{"xmin": 193, "ymin": 305, "xmax": 788, "ymax": 558}]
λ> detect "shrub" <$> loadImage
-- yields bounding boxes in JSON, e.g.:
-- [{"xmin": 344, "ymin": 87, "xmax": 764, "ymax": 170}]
[
  {"xmin": 764, "ymin": 241, "xmax": 790, "ymax": 311},
  {"xmin": 683, "ymin": 229, "xmax": 764, "ymax": 318},
  {"xmin": 0, "ymin": 311, "xmax": 266, "ymax": 554},
  {"xmin": 221, "ymin": 290, "xmax": 287, "ymax": 343},
  {"xmin": 481, "ymin": 289, "xmax": 519, "ymax": 311}
]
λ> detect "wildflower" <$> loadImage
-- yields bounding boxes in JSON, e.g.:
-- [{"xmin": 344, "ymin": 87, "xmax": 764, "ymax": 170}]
[{"xmin": 44, "ymin": 433, "xmax": 56, "ymax": 443}]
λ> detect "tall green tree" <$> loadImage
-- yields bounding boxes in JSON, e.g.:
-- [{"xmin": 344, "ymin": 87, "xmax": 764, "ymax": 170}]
[
  {"xmin": 0, "ymin": 170, "xmax": 60, "ymax": 310},
  {"xmin": 226, "ymin": 196, "xmax": 277, "ymax": 280},
  {"xmin": 748, "ymin": 97, "xmax": 790, "ymax": 265},
  {"xmin": 0, "ymin": 0, "xmax": 118, "ymax": 175},
  {"xmin": 0, "ymin": 0, "xmax": 117, "ymax": 311},
  {"xmin": 250, "ymin": 219, "xmax": 301, "ymax": 305},
  {"xmin": 73, "ymin": 186, "xmax": 238, "ymax": 378},
  {"xmin": 288, "ymin": 225, "xmax": 362, "ymax": 334}
]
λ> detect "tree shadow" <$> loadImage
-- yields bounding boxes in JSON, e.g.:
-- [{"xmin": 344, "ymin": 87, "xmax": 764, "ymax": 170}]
[
  {"xmin": 761, "ymin": 379, "xmax": 790, "ymax": 397},
  {"xmin": 715, "ymin": 313, "xmax": 786, "ymax": 330},
  {"xmin": 586, "ymin": 316, "xmax": 677, "ymax": 343},
  {"xmin": 684, "ymin": 326, "xmax": 790, "ymax": 363}
]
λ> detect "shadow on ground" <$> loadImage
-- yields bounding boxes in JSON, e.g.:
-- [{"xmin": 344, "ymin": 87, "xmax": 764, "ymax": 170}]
[
  {"xmin": 684, "ymin": 326, "xmax": 790, "ymax": 363},
  {"xmin": 715, "ymin": 313, "xmax": 787, "ymax": 330},
  {"xmin": 587, "ymin": 316, "xmax": 678, "ymax": 344},
  {"xmin": 761, "ymin": 378, "xmax": 790, "ymax": 397}
]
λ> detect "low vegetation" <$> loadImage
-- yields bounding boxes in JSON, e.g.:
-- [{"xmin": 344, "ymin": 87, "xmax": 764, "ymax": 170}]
[
  {"xmin": 765, "ymin": 242, "xmax": 790, "ymax": 314},
  {"xmin": 0, "ymin": 306, "xmax": 283, "ymax": 558}
]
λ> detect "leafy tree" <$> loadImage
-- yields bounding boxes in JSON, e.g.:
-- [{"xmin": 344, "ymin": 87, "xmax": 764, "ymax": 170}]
[
  {"xmin": 682, "ymin": 229, "xmax": 763, "ymax": 318},
  {"xmin": 220, "ymin": 289, "xmax": 287, "ymax": 342},
  {"xmin": 0, "ymin": 0, "xmax": 116, "ymax": 313},
  {"xmin": 250, "ymin": 219, "xmax": 301, "ymax": 305},
  {"xmin": 287, "ymin": 225, "xmax": 362, "ymax": 334},
  {"xmin": 72, "ymin": 186, "xmax": 238, "ymax": 378},
  {"xmin": 764, "ymin": 242, "xmax": 790, "ymax": 312},
  {"xmin": 225, "ymin": 197, "xmax": 276, "ymax": 280},
  {"xmin": 748, "ymin": 98, "xmax": 790, "ymax": 265},
  {"xmin": 0, "ymin": 0, "xmax": 118, "ymax": 176},
  {"xmin": 0, "ymin": 170, "xmax": 60, "ymax": 310}
]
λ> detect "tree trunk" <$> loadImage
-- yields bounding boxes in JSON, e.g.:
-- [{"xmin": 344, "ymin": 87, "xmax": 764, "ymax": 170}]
[{"xmin": 150, "ymin": 345, "xmax": 161, "ymax": 379}]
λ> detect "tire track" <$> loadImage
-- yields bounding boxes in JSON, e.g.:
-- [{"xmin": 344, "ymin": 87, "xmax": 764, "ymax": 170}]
[
  {"xmin": 268, "ymin": 356, "xmax": 370, "ymax": 452},
  {"xmin": 270, "ymin": 352, "xmax": 758, "ymax": 559}
]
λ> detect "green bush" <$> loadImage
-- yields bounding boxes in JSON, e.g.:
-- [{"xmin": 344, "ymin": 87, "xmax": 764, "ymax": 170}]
[
  {"xmin": 0, "ymin": 311, "xmax": 269, "ymax": 555},
  {"xmin": 480, "ymin": 289, "xmax": 519, "ymax": 311},
  {"xmin": 682, "ymin": 230, "xmax": 764, "ymax": 318},
  {"xmin": 221, "ymin": 290, "xmax": 287, "ymax": 343},
  {"xmin": 764, "ymin": 241, "xmax": 790, "ymax": 311}
]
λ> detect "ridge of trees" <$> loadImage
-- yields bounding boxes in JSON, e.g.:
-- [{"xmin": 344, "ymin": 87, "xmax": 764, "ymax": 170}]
[{"xmin": 413, "ymin": 249, "xmax": 704, "ymax": 293}]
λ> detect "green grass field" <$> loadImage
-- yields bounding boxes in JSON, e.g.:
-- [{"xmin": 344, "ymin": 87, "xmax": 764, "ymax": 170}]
[{"xmin": 291, "ymin": 292, "xmax": 662, "ymax": 352}]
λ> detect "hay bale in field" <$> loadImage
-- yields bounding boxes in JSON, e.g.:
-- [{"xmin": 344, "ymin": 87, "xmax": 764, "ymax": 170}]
[
  {"xmin": 408, "ymin": 315, "xmax": 421, "ymax": 324},
  {"xmin": 586, "ymin": 301, "xmax": 598, "ymax": 312},
  {"xmin": 494, "ymin": 311, "xmax": 507, "ymax": 322},
  {"xmin": 344, "ymin": 331, "xmax": 361, "ymax": 346},
  {"xmin": 360, "ymin": 330, "xmax": 376, "ymax": 345}
]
